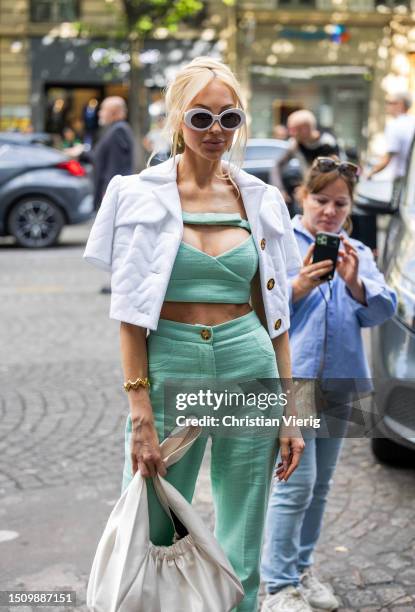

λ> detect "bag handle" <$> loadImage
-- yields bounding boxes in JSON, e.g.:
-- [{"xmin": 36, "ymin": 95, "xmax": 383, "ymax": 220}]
[
  {"xmin": 151, "ymin": 425, "xmax": 202, "ymax": 538},
  {"xmin": 152, "ymin": 476, "xmax": 188, "ymax": 539},
  {"xmin": 159, "ymin": 424, "xmax": 202, "ymax": 468}
]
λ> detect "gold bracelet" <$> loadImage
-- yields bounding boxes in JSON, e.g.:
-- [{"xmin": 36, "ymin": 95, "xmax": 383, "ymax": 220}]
[{"xmin": 123, "ymin": 377, "xmax": 151, "ymax": 392}]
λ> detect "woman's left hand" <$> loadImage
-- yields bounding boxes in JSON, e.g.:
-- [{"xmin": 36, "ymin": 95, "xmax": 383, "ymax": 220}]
[{"xmin": 336, "ymin": 237, "xmax": 366, "ymax": 304}]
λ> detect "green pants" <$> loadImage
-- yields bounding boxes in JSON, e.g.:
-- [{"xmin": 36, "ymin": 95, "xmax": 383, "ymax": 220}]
[{"xmin": 122, "ymin": 311, "xmax": 281, "ymax": 612}]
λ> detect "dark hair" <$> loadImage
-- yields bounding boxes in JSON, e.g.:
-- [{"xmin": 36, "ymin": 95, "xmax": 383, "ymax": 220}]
[{"xmin": 298, "ymin": 157, "xmax": 354, "ymax": 234}]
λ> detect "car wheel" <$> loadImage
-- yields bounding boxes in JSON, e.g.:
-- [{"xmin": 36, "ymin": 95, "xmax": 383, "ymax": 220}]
[
  {"xmin": 8, "ymin": 197, "xmax": 65, "ymax": 248},
  {"xmin": 371, "ymin": 437, "xmax": 415, "ymax": 467}
]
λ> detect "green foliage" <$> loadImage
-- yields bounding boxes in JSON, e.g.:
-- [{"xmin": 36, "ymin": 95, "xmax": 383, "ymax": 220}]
[
  {"xmin": 136, "ymin": 15, "xmax": 154, "ymax": 32},
  {"xmin": 121, "ymin": 0, "xmax": 204, "ymax": 36}
]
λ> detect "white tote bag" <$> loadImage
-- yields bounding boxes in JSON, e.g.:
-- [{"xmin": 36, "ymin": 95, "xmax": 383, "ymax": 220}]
[{"xmin": 87, "ymin": 425, "xmax": 245, "ymax": 612}]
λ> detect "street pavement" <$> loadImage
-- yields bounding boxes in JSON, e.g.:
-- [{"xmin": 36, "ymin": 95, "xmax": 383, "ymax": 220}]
[{"xmin": 0, "ymin": 223, "xmax": 414, "ymax": 612}]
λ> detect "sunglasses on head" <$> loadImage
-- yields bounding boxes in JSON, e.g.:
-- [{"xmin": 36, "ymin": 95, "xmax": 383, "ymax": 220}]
[
  {"xmin": 183, "ymin": 108, "xmax": 246, "ymax": 132},
  {"xmin": 313, "ymin": 157, "xmax": 360, "ymax": 179}
]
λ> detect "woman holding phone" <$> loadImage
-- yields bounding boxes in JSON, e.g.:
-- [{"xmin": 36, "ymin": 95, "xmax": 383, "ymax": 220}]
[
  {"xmin": 84, "ymin": 57, "xmax": 305, "ymax": 612},
  {"xmin": 261, "ymin": 157, "xmax": 397, "ymax": 612}
]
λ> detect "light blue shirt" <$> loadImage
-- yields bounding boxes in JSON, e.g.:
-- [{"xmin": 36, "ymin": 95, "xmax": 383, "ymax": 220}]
[{"xmin": 289, "ymin": 215, "xmax": 397, "ymax": 388}]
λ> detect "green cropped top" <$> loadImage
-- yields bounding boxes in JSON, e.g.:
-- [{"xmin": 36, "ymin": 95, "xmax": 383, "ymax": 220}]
[{"xmin": 164, "ymin": 211, "xmax": 259, "ymax": 303}]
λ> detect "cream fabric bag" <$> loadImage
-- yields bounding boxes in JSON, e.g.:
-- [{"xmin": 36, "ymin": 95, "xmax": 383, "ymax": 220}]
[{"xmin": 87, "ymin": 426, "xmax": 245, "ymax": 612}]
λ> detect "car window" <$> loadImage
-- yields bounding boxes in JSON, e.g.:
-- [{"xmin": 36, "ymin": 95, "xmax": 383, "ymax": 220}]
[{"xmin": 244, "ymin": 146, "xmax": 285, "ymax": 161}]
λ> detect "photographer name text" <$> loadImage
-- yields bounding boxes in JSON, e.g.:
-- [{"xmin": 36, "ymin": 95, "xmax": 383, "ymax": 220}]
[{"xmin": 176, "ymin": 415, "xmax": 321, "ymax": 428}]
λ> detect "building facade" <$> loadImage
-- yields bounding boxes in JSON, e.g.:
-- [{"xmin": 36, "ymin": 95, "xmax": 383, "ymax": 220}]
[
  {"xmin": 2, "ymin": 0, "xmax": 415, "ymax": 155},
  {"xmin": 0, "ymin": 0, "xmax": 217, "ymax": 139},
  {"xmin": 208, "ymin": 0, "xmax": 415, "ymax": 155},
  {"xmin": 1, "ymin": 0, "xmax": 114, "ymax": 132}
]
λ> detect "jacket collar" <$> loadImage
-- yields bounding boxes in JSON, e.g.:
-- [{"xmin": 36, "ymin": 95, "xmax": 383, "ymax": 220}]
[
  {"xmin": 146, "ymin": 154, "xmax": 267, "ymax": 227},
  {"xmin": 292, "ymin": 214, "xmax": 314, "ymax": 242}
]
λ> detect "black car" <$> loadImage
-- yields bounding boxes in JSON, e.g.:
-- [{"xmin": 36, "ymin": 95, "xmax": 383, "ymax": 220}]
[{"xmin": 0, "ymin": 136, "xmax": 93, "ymax": 247}]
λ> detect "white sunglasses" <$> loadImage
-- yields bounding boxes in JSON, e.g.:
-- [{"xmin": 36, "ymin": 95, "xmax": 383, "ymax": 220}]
[{"xmin": 183, "ymin": 107, "xmax": 246, "ymax": 131}]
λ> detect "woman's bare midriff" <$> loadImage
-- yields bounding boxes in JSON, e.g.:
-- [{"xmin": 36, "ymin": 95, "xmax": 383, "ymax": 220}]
[
  {"xmin": 160, "ymin": 174, "xmax": 254, "ymax": 326},
  {"xmin": 159, "ymin": 301, "xmax": 253, "ymax": 326}
]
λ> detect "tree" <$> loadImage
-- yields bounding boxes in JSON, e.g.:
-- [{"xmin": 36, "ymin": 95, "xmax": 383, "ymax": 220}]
[{"xmin": 118, "ymin": 0, "xmax": 204, "ymax": 168}]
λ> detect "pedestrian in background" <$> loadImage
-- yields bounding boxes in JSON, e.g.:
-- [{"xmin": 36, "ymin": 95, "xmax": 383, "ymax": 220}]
[
  {"xmin": 85, "ymin": 96, "xmax": 135, "ymax": 211},
  {"xmin": 83, "ymin": 97, "xmax": 100, "ymax": 147},
  {"xmin": 61, "ymin": 126, "xmax": 82, "ymax": 149},
  {"xmin": 367, "ymin": 91, "xmax": 415, "ymax": 183},
  {"xmin": 261, "ymin": 157, "xmax": 397, "ymax": 612},
  {"xmin": 285, "ymin": 110, "xmax": 340, "ymax": 165},
  {"xmin": 271, "ymin": 110, "xmax": 340, "ymax": 210},
  {"xmin": 82, "ymin": 96, "xmax": 135, "ymax": 294}
]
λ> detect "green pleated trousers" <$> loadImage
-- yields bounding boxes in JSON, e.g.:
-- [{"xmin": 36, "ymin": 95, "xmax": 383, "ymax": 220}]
[{"xmin": 122, "ymin": 311, "xmax": 281, "ymax": 612}]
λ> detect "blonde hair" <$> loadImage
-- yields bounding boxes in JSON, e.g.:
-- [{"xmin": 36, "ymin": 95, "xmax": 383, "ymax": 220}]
[{"xmin": 149, "ymin": 57, "xmax": 247, "ymax": 188}]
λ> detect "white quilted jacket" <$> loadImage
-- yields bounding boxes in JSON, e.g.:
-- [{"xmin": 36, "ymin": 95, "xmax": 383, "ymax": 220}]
[{"xmin": 83, "ymin": 155, "xmax": 302, "ymax": 339}]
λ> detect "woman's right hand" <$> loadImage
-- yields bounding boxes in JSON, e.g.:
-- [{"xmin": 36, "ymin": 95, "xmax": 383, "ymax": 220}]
[
  {"xmin": 291, "ymin": 243, "xmax": 334, "ymax": 303},
  {"xmin": 130, "ymin": 401, "xmax": 167, "ymax": 479}
]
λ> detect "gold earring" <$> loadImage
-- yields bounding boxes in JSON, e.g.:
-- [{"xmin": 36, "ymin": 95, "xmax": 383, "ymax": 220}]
[{"xmin": 177, "ymin": 132, "xmax": 185, "ymax": 152}]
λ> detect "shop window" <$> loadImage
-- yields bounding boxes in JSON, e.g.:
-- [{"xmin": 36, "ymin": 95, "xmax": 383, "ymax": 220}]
[{"xmin": 30, "ymin": 0, "xmax": 80, "ymax": 23}]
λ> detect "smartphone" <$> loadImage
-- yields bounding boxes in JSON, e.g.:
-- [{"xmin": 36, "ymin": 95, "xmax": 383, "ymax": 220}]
[{"xmin": 312, "ymin": 232, "xmax": 340, "ymax": 281}]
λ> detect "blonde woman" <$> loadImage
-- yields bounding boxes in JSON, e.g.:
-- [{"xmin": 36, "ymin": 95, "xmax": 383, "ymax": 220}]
[{"xmin": 84, "ymin": 57, "xmax": 304, "ymax": 612}]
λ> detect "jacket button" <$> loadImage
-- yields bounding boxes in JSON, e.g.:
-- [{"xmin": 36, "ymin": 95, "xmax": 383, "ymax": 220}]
[
  {"xmin": 267, "ymin": 278, "xmax": 275, "ymax": 290},
  {"xmin": 274, "ymin": 319, "xmax": 282, "ymax": 331},
  {"xmin": 201, "ymin": 329, "xmax": 211, "ymax": 340},
  {"xmin": 260, "ymin": 238, "xmax": 266, "ymax": 250}
]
